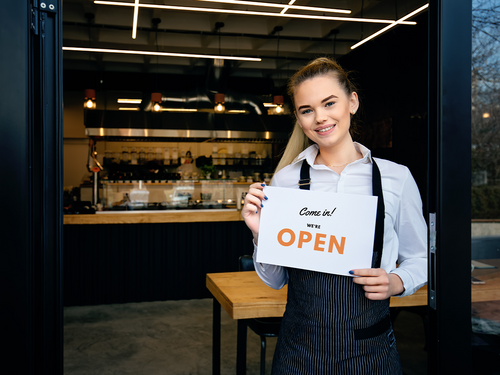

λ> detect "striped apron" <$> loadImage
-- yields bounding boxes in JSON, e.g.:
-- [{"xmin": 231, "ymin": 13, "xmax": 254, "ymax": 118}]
[{"xmin": 271, "ymin": 159, "xmax": 402, "ymax": 375}]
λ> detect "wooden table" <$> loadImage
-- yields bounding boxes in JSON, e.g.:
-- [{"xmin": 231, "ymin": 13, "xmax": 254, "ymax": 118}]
[{"xmin": 206, "ymin": 271, "xmax": 428, "ymax": 375}]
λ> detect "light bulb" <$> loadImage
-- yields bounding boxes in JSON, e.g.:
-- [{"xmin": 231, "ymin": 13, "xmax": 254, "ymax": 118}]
[
  {"xmin": 153, "ymin": 103, "xmax": 161, "ymax": 112},
  {"xmin": 275, "ymin": 105, "xmax": 283, "ymax": 114},
  {"xmin": 215, "ymin": 103, "xmax": 225, "ymax": 113},
  {"xmin": 86, "ymin": 99, "xmax": 94, "ymax": 109}
]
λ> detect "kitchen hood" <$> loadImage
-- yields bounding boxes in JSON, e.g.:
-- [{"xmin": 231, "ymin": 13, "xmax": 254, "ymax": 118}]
[{"xmin": 84, "ymin": 109, "xmax": 293, "ymax": 143}]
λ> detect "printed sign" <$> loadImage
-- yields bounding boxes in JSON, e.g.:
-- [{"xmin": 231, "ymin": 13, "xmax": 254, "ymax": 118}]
[{"xmin": 256, "ymin": 186, "xmax": 378, "ymax": 276}]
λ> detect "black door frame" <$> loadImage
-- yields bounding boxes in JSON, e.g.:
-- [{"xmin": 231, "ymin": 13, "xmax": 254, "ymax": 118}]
[
  {"xmin": 0, "ymin": 0, "xmax": 63, "ymax": 373},
  {"xmin": 1, "ymin": 0, "xmax": 474, "ymax": 373},
  {"xmin": 427, "ymin": 0, "xmax": 472, "ymax": 373}
]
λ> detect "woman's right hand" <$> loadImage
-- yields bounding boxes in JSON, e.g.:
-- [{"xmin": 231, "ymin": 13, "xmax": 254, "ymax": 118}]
[{"xmin": 241, "ymin": 182, "xmax": 268, "ymax": 244}]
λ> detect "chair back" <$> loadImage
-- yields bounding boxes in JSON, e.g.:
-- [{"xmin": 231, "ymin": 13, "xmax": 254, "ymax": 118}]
[{"xmin": 239, "ymin": 254, "xmax": 255, "ymax": 271}]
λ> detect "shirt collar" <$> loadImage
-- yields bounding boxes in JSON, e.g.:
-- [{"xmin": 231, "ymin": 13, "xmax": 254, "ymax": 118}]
[{"xmin": 290, "ymin": 142, "xmax": 373, "ymax": 167}]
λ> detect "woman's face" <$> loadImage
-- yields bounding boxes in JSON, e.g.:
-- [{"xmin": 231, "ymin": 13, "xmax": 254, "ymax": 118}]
[{"xmin": 294, "ymin": 74, "xmax": 359, "ymax": 151}]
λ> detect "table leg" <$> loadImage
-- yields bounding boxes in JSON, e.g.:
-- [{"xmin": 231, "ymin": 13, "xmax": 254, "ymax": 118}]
[
  {"xmin": 236, "ymin": 319, "xmax": 247, "ymax": 375},
  {"xmin": 213, "ymin": 297, "xmax": 221, "ymax": 375}
]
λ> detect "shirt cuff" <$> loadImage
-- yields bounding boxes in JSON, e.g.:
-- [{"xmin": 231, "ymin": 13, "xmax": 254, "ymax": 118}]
[{"xmin": 391, "ymin": 268, "xmax": 424, "ymax": 297}]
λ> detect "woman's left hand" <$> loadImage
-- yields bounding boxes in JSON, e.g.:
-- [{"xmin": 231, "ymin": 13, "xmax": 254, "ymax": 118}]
[{"xmin": 350, "ymin": 268, "xmax": 404, "ymax": 300}]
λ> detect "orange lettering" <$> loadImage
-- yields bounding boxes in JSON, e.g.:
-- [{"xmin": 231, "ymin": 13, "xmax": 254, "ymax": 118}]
[
  {"xmin": 314, "ymin": 233, "xmax": 326, "ymax": 252},
  {"xmin": 328, "ymin": 235, "xmax": 346, "ymax": 254},
  {"xmin": 298, "ymin": 231, "xmax": 312, "ymax": 248},
  {"xmin": 277, "ymin": 228, "xmax": 295, "ymax": 246}
]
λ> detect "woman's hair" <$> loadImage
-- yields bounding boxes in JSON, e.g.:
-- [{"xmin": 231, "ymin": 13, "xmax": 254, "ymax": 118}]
[{"xmin": 274, "ymin": 57, "xmax": 358, "ymax": 174}]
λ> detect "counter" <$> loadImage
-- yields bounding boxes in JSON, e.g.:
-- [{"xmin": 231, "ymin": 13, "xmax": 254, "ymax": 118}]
[
  {"xmin": 63, "ymin": 209, "xmax": 243, "ymax": 225},
  {"xmin": 63, "ymin": 209, "xmax": 253, "ymax": 306}
]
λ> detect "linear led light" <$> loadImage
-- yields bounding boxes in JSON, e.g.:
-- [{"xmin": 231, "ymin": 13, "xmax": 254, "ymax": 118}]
[
  {"xmin": 62, "ymin": 46, "xmax": 262, "ymax": 62},
  {"xmin": 117, "ymin": 98, "xmax": 142, "ymax": 103},
  {"xmin": 227, "ymin": 109, "xmax": 247, "ymax": 113},
  {"xmin": 162, "ymin": 108, "xmax": 198, "ymax": 112},
  {"xmin": 93, "ymin": 1, "xmax": 415, "ymax": 25},
  {"xmin": 132, "ymin": 0, "xmax": 139, "ymax": 39},
  {"xmin": 351, "ymin": 3, "xmax": 429, "ymax": 50},
  {"xmin": 281, "ymin": 0, "xmax": 296, "ymax": 15},
  {"xmin": 196, "ymin": 0, "xmax": 350, "ymax": 15},
  {"xmin": 119, "ymin": 107, "xmax": 140, "ymax": 111},
  {"xmin": 263, "ymin": 103, "xmax": 277, "ymax": 107}
]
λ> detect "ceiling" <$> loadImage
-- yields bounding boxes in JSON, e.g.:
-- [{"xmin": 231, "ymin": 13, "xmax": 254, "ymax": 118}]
[{"xmin": 63, "ymin": 0, "xmax": 428, "ymax": 87}]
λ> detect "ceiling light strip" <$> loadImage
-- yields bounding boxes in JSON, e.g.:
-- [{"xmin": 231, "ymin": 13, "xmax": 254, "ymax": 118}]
[
  {"xmin": 63, "ymin": 46, "xmax": 262, "ymax": 62},
  {"xmin": 197, "ymin": 0, "xmax": 350, "ymax": 15},
  {"xmin": 280, "ymin": 0, "xmax": 296, "ymax": 15},
  {"xmin": 93, "ymin": 1, "xmax": 415, "ymax": 25},
  {"xmin": 118, "ymin": 99, "xmax": 142, "ymax": 103},
  {"xmin": 351, "ymin": 3, "xmax": 429, "ymax": 50},
  {"xmin": 131, "ymin": 0, "xmax": 139, "ymax": 39},
  {"xmin": 162, "ymin": 108, "xmax": 198, "ymax": 112}
]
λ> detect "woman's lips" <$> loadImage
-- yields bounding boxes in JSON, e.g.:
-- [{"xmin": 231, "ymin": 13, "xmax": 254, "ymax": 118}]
[{"xmin": 316, "ymin": 124, "xmax": 336, "ymax": 134}]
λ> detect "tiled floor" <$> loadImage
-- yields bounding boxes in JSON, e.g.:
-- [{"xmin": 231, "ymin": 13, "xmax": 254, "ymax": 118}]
[{"xmin": 64, "ymin": 298, "xmax": 428, "ymax": 375}]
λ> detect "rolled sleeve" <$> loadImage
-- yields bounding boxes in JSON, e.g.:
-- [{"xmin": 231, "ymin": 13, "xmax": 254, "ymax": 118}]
[{"xmin": 393, "ymin": 170, "xmax": 428, "ymax": 297}]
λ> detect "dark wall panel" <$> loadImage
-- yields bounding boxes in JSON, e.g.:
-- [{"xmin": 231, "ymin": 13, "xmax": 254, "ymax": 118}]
[{"xmin": 64, "ymin": 221, "xmax": 254, "ymax": 306}]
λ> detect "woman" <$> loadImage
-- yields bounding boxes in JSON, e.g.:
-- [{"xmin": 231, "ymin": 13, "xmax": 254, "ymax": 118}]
[{"xmin": 241, "ymin": 57, "xmax": 427, "ymax": 374}]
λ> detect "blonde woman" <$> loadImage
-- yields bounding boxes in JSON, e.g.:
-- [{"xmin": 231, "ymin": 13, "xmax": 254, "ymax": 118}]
[{"xmin": 242, "ymin": 57, "xmax": 427, "ymax": 374}]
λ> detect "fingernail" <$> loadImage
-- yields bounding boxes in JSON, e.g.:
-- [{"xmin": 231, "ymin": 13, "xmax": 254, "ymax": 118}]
[
  {"xmin": 264, "ymin": 196, "xmax": 268, "ymax": 200},
  {"xmin": 348, "ymin": 270, "xmax": 354, "ymax": 275},
  {"xmin": 260, "ymin": 203, "xmax": 264, "ymax": 208},
  {"xmin": 256, "ymin": 211, "xmax": 259, "ymax": 214},
  {"xmin": 261, "ymin": 183, "xmax": 266, "ymax": 187}
]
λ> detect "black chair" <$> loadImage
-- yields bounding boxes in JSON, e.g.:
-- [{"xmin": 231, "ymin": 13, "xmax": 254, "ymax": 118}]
[{"xmin": 239, "ymin": 255, "xmax": 282, "ymax": 375}]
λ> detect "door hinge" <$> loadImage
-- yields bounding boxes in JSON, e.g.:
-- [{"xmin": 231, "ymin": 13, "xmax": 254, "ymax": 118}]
[
  {"xmin": 37, "ymin": 0, "xmax": 57, "ymax": 14},
  {"xmin": 31, "ymin": 0, "xmax": 57, "ymax": 35},
  {"xmin": 429, "ymin": 212, "xmax": 437, "ymax": 310}
]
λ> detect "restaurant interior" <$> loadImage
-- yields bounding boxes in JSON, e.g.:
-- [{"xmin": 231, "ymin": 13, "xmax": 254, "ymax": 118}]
[{"xmin": 6, "ymin": 0, "xmax": 497, "ymax": 374}]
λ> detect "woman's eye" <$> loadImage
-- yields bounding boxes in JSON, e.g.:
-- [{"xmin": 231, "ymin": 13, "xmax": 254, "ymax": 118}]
[
  {"xmin": 325, "ymin": 102, "xmax": 335, "ymax": 107},
  {"xmin": 301, "ymin": 109, "xmax": 312, "ymax": 115}
]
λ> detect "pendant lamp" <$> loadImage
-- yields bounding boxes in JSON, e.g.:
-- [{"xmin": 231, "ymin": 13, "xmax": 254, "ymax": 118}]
[
  {"xmin": 214, "ymin": 93, "xmax": 225, "ymax": 113},
  {"xmin": 84, "ymin": 89, "xmax": 96, "ymax": 109},
  {"xmin": 151, "ymin": 92, "xmax": 162, "ymax": 112},
  {"xmin": 273, "ymin": 95, "xmax": 284, "ymax": 114}
]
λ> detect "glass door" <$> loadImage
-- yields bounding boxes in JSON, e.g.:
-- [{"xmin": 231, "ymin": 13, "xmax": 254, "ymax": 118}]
[{"xmin": 471, "ymin": 1, "xmax": 500, "ymax": 372}]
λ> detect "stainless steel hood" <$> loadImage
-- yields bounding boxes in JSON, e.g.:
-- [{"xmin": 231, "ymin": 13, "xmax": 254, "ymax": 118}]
[{"xmin": 84, "ymin": 110, "xmax": 292, "ymax": 143}]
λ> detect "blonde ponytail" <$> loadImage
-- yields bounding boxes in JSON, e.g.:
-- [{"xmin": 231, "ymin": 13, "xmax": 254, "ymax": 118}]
[{"xmin": 274, "ymin": 122, "xmax": 312, "ymax": 174}]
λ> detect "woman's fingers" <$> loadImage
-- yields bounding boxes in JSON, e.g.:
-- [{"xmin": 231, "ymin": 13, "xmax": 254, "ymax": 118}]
[
  {"xmin": 350, "ymin": 269, "xmax": 404, "ymax": 299},
  {"xmin": 350, "ymin": 268, "xmax": 391, "ymax": 300}
]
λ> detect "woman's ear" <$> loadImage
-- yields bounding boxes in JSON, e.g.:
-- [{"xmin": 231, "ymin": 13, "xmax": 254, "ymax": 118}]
[{"xmin": 350, "ymin": 92, "xmax": 359, "ymax": 114}]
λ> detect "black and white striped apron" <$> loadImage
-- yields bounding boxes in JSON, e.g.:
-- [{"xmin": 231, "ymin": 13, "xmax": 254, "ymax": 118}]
[{"xmin": 271, "ymin": 159, "xmax": 402, "ymax": 375}]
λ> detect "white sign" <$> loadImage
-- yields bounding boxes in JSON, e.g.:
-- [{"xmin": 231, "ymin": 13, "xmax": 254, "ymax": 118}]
[{"xmin": 256, "ymin": 186, "xmax": 378, "ymax": 276}]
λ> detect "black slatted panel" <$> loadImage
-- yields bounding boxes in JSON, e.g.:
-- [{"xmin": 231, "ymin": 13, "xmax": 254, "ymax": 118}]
[{"xmin": 63, "ymin": 221, "xmax": 254, "ymax": 306}]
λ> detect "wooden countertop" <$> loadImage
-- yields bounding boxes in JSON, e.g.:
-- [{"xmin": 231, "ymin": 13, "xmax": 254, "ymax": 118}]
[
  {"xmin": 64, "ymin": 209, "xmax": 244, "ymax": 225},
  {"xmin": 206, "ymin": 271, "xmax": 428, "ymax": 320},
  {"xmin": 207, "ymin": 267, "xmax": 500, "ymax": 320}
]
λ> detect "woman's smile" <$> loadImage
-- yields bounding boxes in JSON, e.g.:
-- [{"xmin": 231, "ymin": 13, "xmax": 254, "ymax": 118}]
[{"xmin": 316, "ymin": 124, "xmax": 336, "ymax": 134}]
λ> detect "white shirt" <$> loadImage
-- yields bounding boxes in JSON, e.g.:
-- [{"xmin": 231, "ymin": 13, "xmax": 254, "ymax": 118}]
[{"xmin": 253, "ymin": 143, "xmax": 428, "ymax": 297}]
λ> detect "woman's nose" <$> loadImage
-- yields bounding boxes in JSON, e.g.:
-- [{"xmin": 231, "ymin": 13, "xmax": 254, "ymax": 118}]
[{"xmin": 315, "ymin": 109, "xmax": 327, "ymax": 123}]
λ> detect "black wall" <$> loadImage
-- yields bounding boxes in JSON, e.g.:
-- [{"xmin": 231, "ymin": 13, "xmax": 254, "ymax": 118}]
[{"xmin": 340, "ymin": 12, "xmax": 428, "ymax": 207}]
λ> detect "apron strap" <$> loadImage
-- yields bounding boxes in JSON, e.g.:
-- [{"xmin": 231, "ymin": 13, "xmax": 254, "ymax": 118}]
[
  {"xmin": 371, "ymin": 159, "xmax": 385, "ymax": 269},
  {"xmin": 298, "ymin": 158, "xmax": 385, "ymax": 268},
  {"xmin": 299, "ymin": 160, "xmax": 311, "ymax": 190}
]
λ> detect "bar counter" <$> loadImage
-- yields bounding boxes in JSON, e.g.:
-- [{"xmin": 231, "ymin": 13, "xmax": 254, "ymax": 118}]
[
  {"xmin": 63, "ymin": 208, "xmax": 253, "ymax": 306},
  {"xmin": 63, "ymin": 209, "xmax": 243, "ymax": 225}
]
